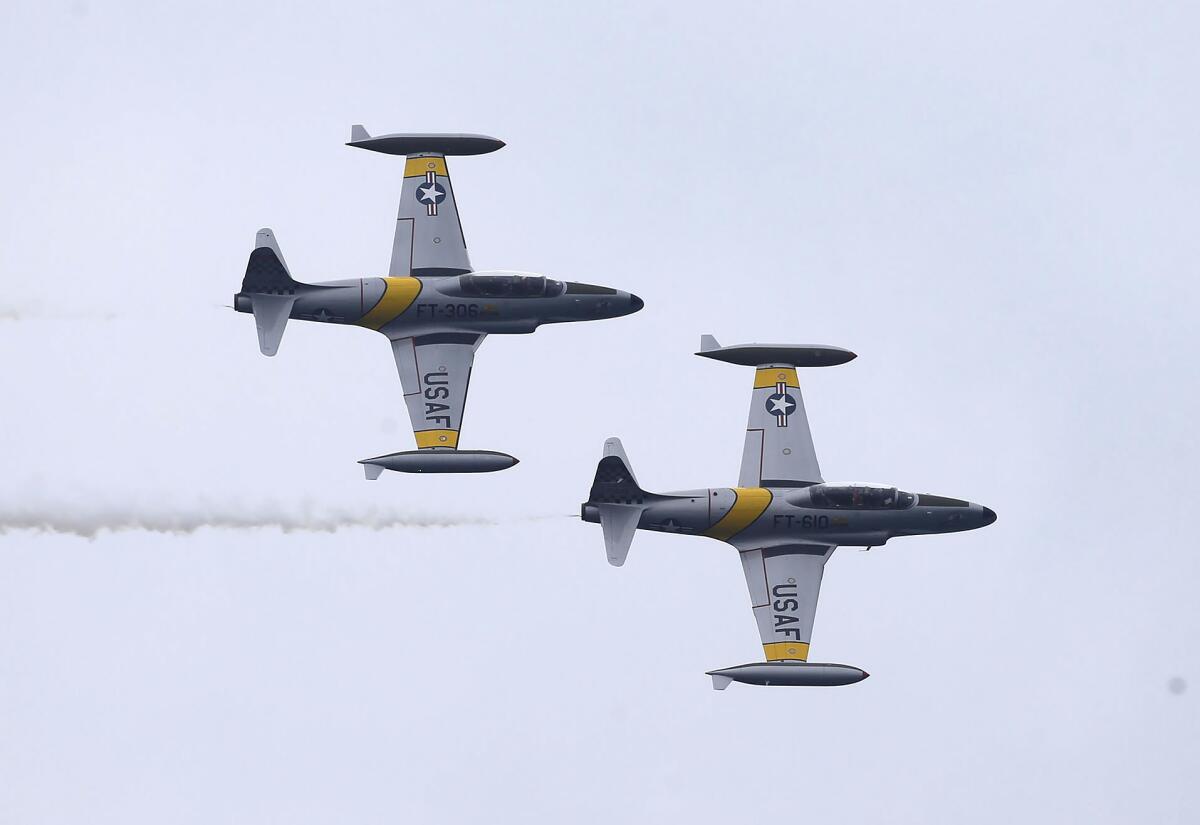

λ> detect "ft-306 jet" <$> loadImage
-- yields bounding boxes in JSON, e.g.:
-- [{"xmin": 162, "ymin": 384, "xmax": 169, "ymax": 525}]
[
  {"xmin": 582, "ymin": 336, "xmax": 996, "ymax": 689},
  {"xmin": 234, "ymin": 127, "xmax": 643, "ymax": 475}
]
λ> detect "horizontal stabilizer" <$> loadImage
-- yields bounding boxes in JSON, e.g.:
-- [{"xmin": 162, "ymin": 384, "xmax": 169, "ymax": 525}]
[
  {"xmin": 598, "ymin": 504, "xmax": 642, "ymax": 567},
  {"xmin": 346, "ymin": 129, "xmax": 505, "ymax": 156},
  {"xmin": 249, "ymin": 294, "xmax": 294, "ymax": 357},
  {"xmin": 705, "ymin": 662, "xmax": 869, "ymax": 689},
  {"xmin": 696, "ymin": 335, "xmax": 856, "ymax": 368},
  {"xmin": 359, "ymin": 449, "xmax": 518, "ymax": 475}
]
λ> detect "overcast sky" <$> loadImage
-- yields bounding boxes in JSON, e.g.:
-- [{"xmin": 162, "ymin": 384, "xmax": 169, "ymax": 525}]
[{"xmin": 1, "ymin": 1, "xmax": 1198, "ymax": 822}]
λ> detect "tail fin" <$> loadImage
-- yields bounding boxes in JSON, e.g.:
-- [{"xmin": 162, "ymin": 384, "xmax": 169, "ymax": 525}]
[
  {"xmin": 239, "ymin": 229, "xmax": 301, "ymax": 357},
  {"xmin": 589, "ymin": 438, "xmax": 646, "ymax": 505},
  {"xmin": 587, "ymin": 438, "xmax": 648, "ymax": 567}
]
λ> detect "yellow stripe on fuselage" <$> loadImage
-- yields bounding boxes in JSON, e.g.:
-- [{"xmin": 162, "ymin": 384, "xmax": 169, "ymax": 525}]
[
  {"xmin": 414, "ymin": 429, "xmax": 459, "ymax": 449},
  {"xmin": 754, "ymin": 367, "xmax": 800, "ymax": 389},
  {"xmin": 705, "ymin": 487, "xmax": 773, "ymax": 541},
  {"xmin": 404, "ymin": 156, "xmax": 449, "ymax": 177},
  {"xmin": 357, "ymin": 277, "xmax": 422, "ymax": 331},
  {"xmin": 763, "ymin": 642, "xmax": 810, "ymax": 661}
]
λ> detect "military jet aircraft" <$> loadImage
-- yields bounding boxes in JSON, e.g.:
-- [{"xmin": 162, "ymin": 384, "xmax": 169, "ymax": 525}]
[
  {"xmin": 234, "ymin": 127, "xmax": 643, "ymax": 475},
  {"xmin": 581, "ymin": 335, "xmax": 996, "ymax": 688}
]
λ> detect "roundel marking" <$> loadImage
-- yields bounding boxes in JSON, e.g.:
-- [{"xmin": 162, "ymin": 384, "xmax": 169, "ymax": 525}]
[
  {"xmin": 416, "ymin": 181, "xmax": 447, "ymax": 205},
  {"xmin": 766, "ymin": 392, "xmax": 797, "ymax": 418}
]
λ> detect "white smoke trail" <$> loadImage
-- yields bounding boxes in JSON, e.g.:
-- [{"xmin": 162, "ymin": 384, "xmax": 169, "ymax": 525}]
[
  {"xmin": 0, "ymin": 307, "xmax": 120, "ymax": 322},
  {"xmin": 0, "ymin": 303, "xmax": 233, "ymax": 322},
  {"xmin": 0, "ymin": 500, "xmax": 507, "ymax": 539}
]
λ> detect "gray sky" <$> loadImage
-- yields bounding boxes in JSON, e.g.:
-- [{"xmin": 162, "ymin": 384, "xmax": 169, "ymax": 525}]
[{"xmin": 1, "ymin": 1, "xmax": 1198, "ymax": 822}]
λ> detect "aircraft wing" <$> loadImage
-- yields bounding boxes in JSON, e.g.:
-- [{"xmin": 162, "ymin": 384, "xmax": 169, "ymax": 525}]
[
  {"xmin": 360, "ymin": 331, "xmax": 517, "ymax": 475},
  {"xmin": 346, "ymin": 128, "xmax": 505, "ymax": 278},
  {"xmin": 738, "ymin": 543, "xmax": 836, "ymax": 662},
  {"xmin": 389, "ymin": 333, "xmax": 485, "ymax": 450},
  {"xmin": 696, "ymin": 336, "xmax": 856, "ymax": 488},
  {"xmin": 738, "ymin": 364, "xmax": 824, "ymax": 487},
  {"xmin": 387, "ymin": 152, "xmax": 472, "ymax": 277}
]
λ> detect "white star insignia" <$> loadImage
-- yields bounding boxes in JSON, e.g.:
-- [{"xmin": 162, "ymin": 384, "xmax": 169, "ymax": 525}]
[
  {"xmin": 418, "ymin": 183, "xmax": 441, "ymax": 203},
  {"xmin": 769, "ymin": 396, "xmax": 795, "ymax": 414}
]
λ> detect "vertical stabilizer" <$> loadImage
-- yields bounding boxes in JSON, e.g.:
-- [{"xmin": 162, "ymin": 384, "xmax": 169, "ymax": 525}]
[
  {"xmin": 254, "ymin": 228, "xmax": 290, "ymax": 270},
  {"xmin": 601, "ymin": 437, "xmax": 639, "ymax": 486}
]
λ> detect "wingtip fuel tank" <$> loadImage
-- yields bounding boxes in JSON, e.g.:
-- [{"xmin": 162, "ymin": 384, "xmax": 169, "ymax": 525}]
[
  {"xmin": 346, "ymin": 126, "xmax": 506, "ymax": 156},
  {"xmin": 694, "ymin": 336, "xmax": 857, "ymax": 368},
  {"xmin": 360, "ymin": 449, "xmax": 518, "ymax": 476},
  {"xmin": 706, "ymin": 662, "xmax": 870, "ymax": 689}
]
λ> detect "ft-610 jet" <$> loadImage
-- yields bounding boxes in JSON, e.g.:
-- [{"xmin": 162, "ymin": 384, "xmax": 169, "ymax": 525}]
[
  {"xmin": 234, "ymin": 127, "xmax": 642, "ymax": 475},
  {"xmin": 582, "ymin": 336, "xmax": 996, "ymax": 689}
]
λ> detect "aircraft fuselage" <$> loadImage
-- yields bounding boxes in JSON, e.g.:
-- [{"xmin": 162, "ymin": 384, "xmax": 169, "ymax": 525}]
[
  {"xmin": 233, "ymin": 273, "xmax": 642, "ymax": 338},
  {"xmin": 582, "ymin": 484, "xmax": 996, "ymax": 549}
]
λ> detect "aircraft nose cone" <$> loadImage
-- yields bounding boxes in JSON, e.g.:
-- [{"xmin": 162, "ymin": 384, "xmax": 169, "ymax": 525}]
[
  {"xmin": 629, "ymin": 293, "xmax": 644, "ymax": 313},
  {"xmin": 981, "ymin": 506, "xmax": 997, "ymax": 526}
]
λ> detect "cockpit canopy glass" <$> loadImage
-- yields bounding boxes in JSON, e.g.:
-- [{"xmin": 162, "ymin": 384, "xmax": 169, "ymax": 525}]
[
  {"xmin": 457, "ymin": 273, "xmax": 564, "ymax": 298},
  {"xmin": 807, "ymin": 484, "xmax": 915, "ymax": 510}
]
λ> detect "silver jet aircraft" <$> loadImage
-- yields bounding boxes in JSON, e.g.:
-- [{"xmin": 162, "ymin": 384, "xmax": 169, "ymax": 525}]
[
  {"xmin": 235, "ymin": 126, "xmax": 643, "ymax": 475},
  {"xmin": 581, "ymin": 335, "xmax": 996, "ymax": 689}
]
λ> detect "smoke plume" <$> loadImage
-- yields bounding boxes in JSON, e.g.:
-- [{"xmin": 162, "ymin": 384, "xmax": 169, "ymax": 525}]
[
  {"xmin": 0, "ymin": 305, "xmax": 120, "ymax": 322},
  {"xmin": 0, "ymin": 500, "xmax": 502, "ymax": 539}
]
